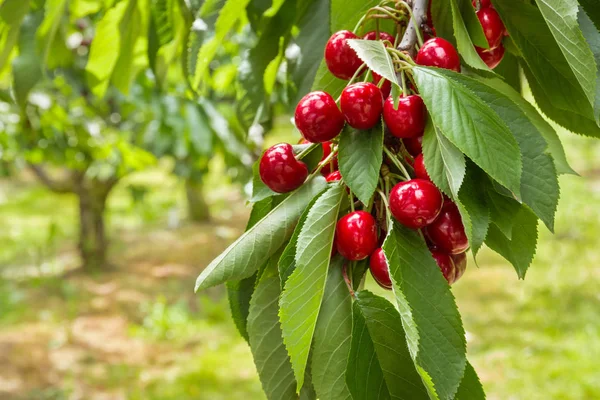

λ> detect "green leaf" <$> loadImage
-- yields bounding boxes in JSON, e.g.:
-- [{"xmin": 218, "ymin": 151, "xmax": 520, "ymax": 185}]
[
  {"xmin": 493, "ymin": 51, "xmax": 520, "ymax": 92},
  {"xmin": 446, "ymin": 73, "xmax": 559, "ymax": 231},
  {"xmin": 247, "ymin": 270, "xmax": 298, "ymax": 399},
  {"xmin": 491, "ymin": 0, "xmax": 596, "ymax": 122},
  {"xmin": 150, "ymin": 0, "xmax": 175, "ymax": 46},
  {"xmin": 383, "ymin": 221, "xmax": 466, "ymax": 400},
  {"xmin": 192, "ymin": 0, "xmax": 252, "ymax": 89},
  {"xmin": 311, "ymin": 257, "xmax": 353, "ymax": 400},
  {"xmin": 251, "ymin": 161, "xmax": 278, "ymax": 203},
  {"xmin": 455, "ymin": 361, "xmax": 486, "ymax": 400},
  {"xmin": 338, "ymin": 123, "xmax": 383, "ymax": 205},
  {"xmin": 485, "ymin": 187, "xmax": 521, "ymax": 240},
  {"xmin": 36, "ymin": 0, "xmax": 68, "ymax": 67},
  {"xmin": 195, "ymin": 177, "xmax": 327, "ymax": 291},
  {"xmin": 580, "ymin": 0, "xmax": 600, "ymax": 32},
  {"xmin": 448, "ymin": 0, "xmax": 490, "ymax": 70},
  {"xmin": 12, "ymin": 13, "xmax": 43, "ymax": 108},
  {"xmin": 580, "ymin": 9, "xmax": 600, "ymax": 130},
  {"xmin": 348, "ymin": 291, "xmax": 430, "ymax": 400},
  {"xmin": 422, "ymin": 117, "xmax": 466, "ymax": 198},
  {"xmin": 346, "ymin": 39, "xmax": 399, "ymax": 87},
  {"xmin": 485, "ymin": 206, "xmax": 538, "ymax": 279},
  {"xmin": 351, "ymin": 259, "xmax": 369, "ymax": 291},
  {"xmin": 280, "ymin": 184, "xmax": 345, "ymax": 391},
  {"xmin": 459, "ymin": 0, "xmax": 487, "ymax": 48},
  {"xmin": 413, "ymin": 66, "xmax": 522, "ymax": 197},
  {"xmin": 458, "ymin": 163, "xmax": 490, "ymax": 258},
  {"xmin": 184, "ymin": 102, "xmax": 213, "ymax": 156},
  {"xmin": 533, "ymin": 0, "xmax": 597, "ymax": 116},
  {"xmin": 69, "ymin": 0, "xmax": 102, "ymax": 19}
]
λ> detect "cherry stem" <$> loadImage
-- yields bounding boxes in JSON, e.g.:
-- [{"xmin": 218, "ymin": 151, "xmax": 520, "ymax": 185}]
[
  {"xmin": 377, "ymin": 189, "xmax": 393, "ymax": 223},
  {"xmin": 308, "ymin": 148, "xmax": 338, "ymax": 180},
  {"xmin": 296, "ymin": 142, "xmax": 319, "ymax": 160},
  {"xmin": 383, "ymin": 146, "xmax": 411, "ymax": 180},
  {"xmin": 342, "ymin": 263, "xmax": 357, "ymax": 299}
]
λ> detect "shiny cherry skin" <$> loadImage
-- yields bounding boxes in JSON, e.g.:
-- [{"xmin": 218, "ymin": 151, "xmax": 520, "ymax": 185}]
[
  {"xmin": 383, "ymin": 95, "xmax": 427, "ymax": 139},
  {"xmin": 363, "ymin": 31, "xmax": 395, "ymax": 45},
  {"xmin": 336, "ymin": 211, "xmax": 379, "ymax": 261},
  {"xmin": 452, "ymin": 252, "xmax": 467, "ymax": 281},
  {"xmin": 325, "ymin": 30, "xmax": 363, "ymax": 80},
  {"xmin": 295, "ymin": 91, "xmax": 345, "ymax": 143},
  {"xmin": 369, "ymin": 248, "xmax": 392, "ymax": 290},
  {"xmin": 431, "ymin": 250, "xmax": 457, "ymax": 284},
  {"xmin": 404, "ymin": 135, "xmax": 423, "ymax": 156},
  {"xmin": 326, "ymin": 170, "xmax": 342, "ymax": 182},
  {"xmin": 389, "ymin": 179, "xmax": 444, "ymax": 229},
  {"xmin": 372, "ymin": 72, "xmax": 392, "ymax": 99},
  {"xmin": 476, "ymin": 44, "xmax": 505, "ymax": 69},
  {"xmin": 341, "ymin": 83, "xmax": 384, "ymax": 130},
  {"xmin": 477, "ymin": 8, "xmax": 505, "ymax": 49},
  {"xmin": 426, "ymin": 200, "xmax": 469, "ymax": 254},
  {"xmin": 416, "ymin": 38, "xmax": 461, "ymax": 72},
  {"xmin": 472, "ymin": 0, "xmax": 492, "ymax": 9},
  {"xmin": 259, "ymin": 143, "xmax": 308, "ymax": 193},
  {"xmin": 413, "ymin": 154, "xmax": 430, "ymax": 181}
]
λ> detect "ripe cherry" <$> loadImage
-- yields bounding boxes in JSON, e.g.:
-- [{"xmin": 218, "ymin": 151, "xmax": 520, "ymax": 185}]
[
  {"xmin": 372, "ymin": 72, "xmax": 392, "ymax": 99},
  {"xmin": 476, "ymin": 8, "xmax": 505, "ymax": 49},
  {"xmin": 336, "ymin": 211, "xmax": 378, "ymax": 261},
  {"xmin": 383, "ymin": 95, "xmax": 427, "ymax": 139},
  {"xmin": 295, "ymin": 91, "xmax": 344, "ymax": 143},
  {"xmin": 389, "ymin": 179, "xmax": 443, "ymax": 229},
  {"xmin": 452, "ymin": 252, "xmax": 467, "ymax": 281},
  {"xmin": 341, "ymin": 83, "xmax": 384, "ymax": 130},
  {"xmin": 325, "ymin": 30, "xmax": 363, "ymax": 80},
  {"xmin": 431, "ymin": 250, "xmax": 456, "ymax": 284},
  {"xmin": 472, "ymin": 0, "xmax": 492, "ymax": 9},
  {"xmin": 404, "ymin": 135, "xmax": 423, "ymax": 156},
  {"xmin": 363, "ymin": 31, "xmax": 395, "ymax": 45},
  {"xmin": 413, "ymin": 154, "xmax": 430, "ymax": 181},
  {"xmin": 369, "ymin": 248, "xmax": 392, "ymax": 290},
  {"xmin": 476, "ymin": 44, "xmax": 505, "ymax": 69},
  {"xmin": 259, "ymin": 143, "xmax": 308, "ymax": 193},
  {"xmin": 326, "ymin": 170, "xmax": 342, "ymax": 182},
  {"xmin": 416, "ymin": 38, "xmax": 461, "ymax": 72},
  {"xmin": 426, "ymin": 200, "xmax": 469, "ymax": 254}
]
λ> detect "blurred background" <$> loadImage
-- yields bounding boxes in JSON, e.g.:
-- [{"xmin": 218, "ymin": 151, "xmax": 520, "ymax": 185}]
[{"xmin": 1, "ymin": 1, "xmax": 600, "ymax": 400}]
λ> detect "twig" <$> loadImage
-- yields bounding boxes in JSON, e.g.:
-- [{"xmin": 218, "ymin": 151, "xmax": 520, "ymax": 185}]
[{"xmin": 398, "ymin": 0, "xmax": 430, "ymax": 57}]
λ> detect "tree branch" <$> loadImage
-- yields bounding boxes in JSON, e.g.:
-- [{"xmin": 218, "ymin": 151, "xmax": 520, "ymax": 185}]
[
  {"xmin": 28, "ymin": 163, "xmax": 77, "ymax": 194},
  {"xmin": 398, "ymin": 0, "xmax": 430, "ymax": 57}
]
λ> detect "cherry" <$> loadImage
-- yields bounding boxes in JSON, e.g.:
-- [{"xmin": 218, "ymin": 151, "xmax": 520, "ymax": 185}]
[
  {"xmin": 426, "ymin": 200, "xmax": 469, "ymax": 254},
  {"xmin": 383, "ymin": 95, "xmax": 427, "ymax": 139},
  {"xmin": 416, "ymin": 38, "xmax": 461, "ymax": 72},
  {"xmin": 404, "ymin": 135, "xmax": 423, "ymax": 156},
  {"xmin": 472, "ymin": 0, "xmax": 492, "ymax": 9},
  {"xmin": 431, "ymin": 250, "xmax": 456, "ymax": 284},
  {"xmin": 259, "ymin": 143, "xmax": 308, "ymax": 193},
  {"xmin": 476, "ymin": 44, "xmax": 505, "ymax": 69},
  {"xmin": 476, "ymin": 8, "xmax": 505, "ymax": 49},
  {"xmin": 369, "ymin": 248, "xmax": 392, "ymax": 290},
  {"xmin": 363, "ymin": 31, "xmax": 395, "ymax": 45},
  {"xmin": 341, "ymin": 83, "xmax": 384, "ymax": 130},
  {"xmin": 336, "ymin": 211, "xmax": 378, "ymax": 261},
  {"xmin": 389, "ymin": 179, "xmax": 443, "ymax": 229},
  {"xmin": 452, "ymin": 252, "xmax": 467, "ymax": 281},
  {"xmin": 295, "ymin": 91, "xmax": 345, "ymax": 143},
  {"xmin": 372, "ymin": 72, "xmax": 392, "ymax": 99},
  {"xmin": 325, "ymin": 30, "xmax": 363, "ymax": 80},
  {"xmin": 413, "ymin": 154, "xmax": 430, "ymax": 181},
  {"xmin": 326, "ymin": 170, "xmax": 342, "ymax": 182}
]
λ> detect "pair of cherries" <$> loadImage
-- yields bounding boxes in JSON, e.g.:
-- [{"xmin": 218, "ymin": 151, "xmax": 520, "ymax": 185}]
[{"xmin": 473, "ymin": 0, "xmax": 507, "ymax": 69}]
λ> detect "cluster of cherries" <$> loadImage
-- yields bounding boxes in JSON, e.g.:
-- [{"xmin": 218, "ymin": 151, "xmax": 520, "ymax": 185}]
[
  {"xmin": 471, "ymin": 0, "xmax": 508, "ymax": 69},
  {"xmin": 259, "ymin": 7, "xmax": 479, "ymax": 288}
]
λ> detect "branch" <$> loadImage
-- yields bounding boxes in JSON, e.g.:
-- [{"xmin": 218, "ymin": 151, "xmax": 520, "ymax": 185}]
[
  {"xmin": 28, "ymin": 163, "xmax": 77, "ymax": 194},
  {"xmin": 398, "ymin": 0, "xmax": 430, "ymax": 57}
]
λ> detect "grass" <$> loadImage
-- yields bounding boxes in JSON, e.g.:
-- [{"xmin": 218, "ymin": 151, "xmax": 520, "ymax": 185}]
[{"xmin": 0, "ymin": 127, "xmax": 599, "ymax": 399}]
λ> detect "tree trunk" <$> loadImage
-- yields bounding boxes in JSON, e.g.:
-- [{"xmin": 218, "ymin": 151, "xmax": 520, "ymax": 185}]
[
  {"xmin": 186, "ymin": 178, "xmax": 210, "ymax": 222},
  {"xmin": 76, "ymin": 180, "xmax": 112, "ymax": 271}
]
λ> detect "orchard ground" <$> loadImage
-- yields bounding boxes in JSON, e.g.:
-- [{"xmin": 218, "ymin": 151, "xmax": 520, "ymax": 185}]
[{"xmin": 0, "ymin": 121, "xmax": 599, "ymax": 400}]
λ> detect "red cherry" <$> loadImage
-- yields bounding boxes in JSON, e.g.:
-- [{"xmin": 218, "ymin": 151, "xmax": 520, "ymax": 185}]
[
  {"xmin": 369, "ymin": 248, "xmax": 392, "ymax": 290},
  {"xmin": 326, "ymin": 170, "xmax": 342, "ymax": 182},
  {"xmin": 259, "ymin": 143, "xmax": 308, "ymax": 193},
  {"xmin": 325, "ymin": 30, "xmax": 363, "ymax": 80},
  {"xmin": 295, "ymin": 91, "xmax": 344, "ymax": 143},
  {"xmin": 431, "ymin": 250, "xmax": 456, "ymax": 284},
  {"xmin": 475, "ymin": 44, "xmax": 505, "ymax": 69},
  {"xmin": 416, "ymin": 38, "xmax": 461, "ymax": 72},
  {"xmin": 413, "ymin": 154, "xmax": 430, "ymax": 181},
  {"xmin": 336, "ymin": 211, "xmax": 378, "ymax": 261},
  {"xmin": 363, "ymin": 31, "xmax": 395, "ymax": 45},
  {"xmin": 452, "ymin": 252, "xmax": 467, "ymax": 281},
  {"xmin": 372, "ymin": 72, "xmax": 392, "ymax": 99},
  {"xmin": 383, "ymin": 95, "xmax": 427, "ymax": 138},
  {"xmin": 389, "ymin": 179, "xmax": 443, "ymax": 229},
  {"xmin": 341, "ymin": 82, "xmax": 384, "ymax": 130},
  {"xmin": 476, "ymin": 8, "xmax": 505, "ymax": 49},
  {"xmin": 403, "ymin": 135, "xmax": 423, "ymax": 156},
  {"xmin": 472, "ymin": 0, "xmax": 492, "ymax": 9},
  {"xmin": 426, "ymin": 201, "xmax": 469, "ymax": 254}
]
